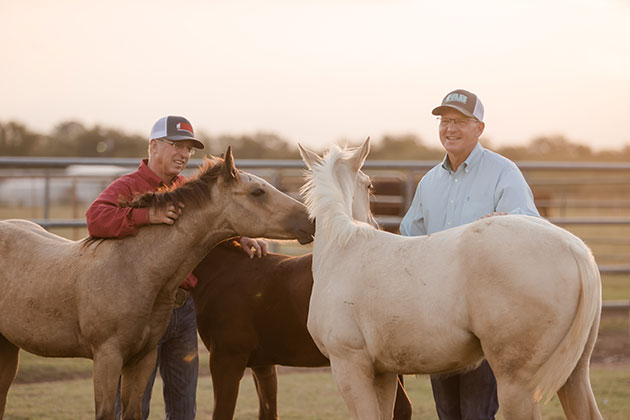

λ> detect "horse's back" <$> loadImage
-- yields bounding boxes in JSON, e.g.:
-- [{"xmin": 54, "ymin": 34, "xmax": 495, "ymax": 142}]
[
  {"xmin": 192, "ymin": 242, "xmax": 327, "ymax": 366},
  {"xmin": 310, "ymin": 214, "xmax": 598, "ymax": 374}
]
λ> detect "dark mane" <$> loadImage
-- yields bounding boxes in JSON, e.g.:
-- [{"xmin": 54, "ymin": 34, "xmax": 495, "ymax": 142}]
[{"xmin": 127, "ymin": 157, "xmax": 237, "ymax": 211}]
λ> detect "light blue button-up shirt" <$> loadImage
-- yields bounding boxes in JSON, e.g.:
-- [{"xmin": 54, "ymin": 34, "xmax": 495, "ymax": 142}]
[{"xmin": 400, "ymin": 143, "xmax": 540, "ymax": 236}]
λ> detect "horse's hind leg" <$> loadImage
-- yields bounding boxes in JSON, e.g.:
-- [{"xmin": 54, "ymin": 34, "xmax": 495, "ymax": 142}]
[
  {"xmin": 495, "ymin": 374, "xmax": 542, "ymax": 420},
  {"xmin": 0, "ymin": 335, "xmax": 19, "ymax": 418},
  {"xmin": 556, "ymin": 316, "xmax": 603, "ymax": 420},
  {"xmin": 251, "ymin": 365, "xmax": 279, "ymax": 420}
]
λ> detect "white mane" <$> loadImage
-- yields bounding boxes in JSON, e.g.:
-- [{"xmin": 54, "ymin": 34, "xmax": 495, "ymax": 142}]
[{"xmin": 300, "ymin": 144, "xmax": 376, "ymax": 249}]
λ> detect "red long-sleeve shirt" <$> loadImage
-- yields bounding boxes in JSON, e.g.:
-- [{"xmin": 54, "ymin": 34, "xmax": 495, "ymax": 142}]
[{"xmin": 86, "ymin": 159, "xmax": 198, "ymax": 288}]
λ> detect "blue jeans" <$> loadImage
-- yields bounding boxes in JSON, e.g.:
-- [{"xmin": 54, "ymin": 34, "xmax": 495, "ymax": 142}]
[
  {"xmin": 430, "ymin": 360, "xmax": 499, "ymax": 420},
  {"xmin": 116, "ymin": 293, "xmax": 199, "ymax": 419}
]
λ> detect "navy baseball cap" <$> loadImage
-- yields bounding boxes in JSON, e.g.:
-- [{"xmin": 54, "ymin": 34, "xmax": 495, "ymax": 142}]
[
  {"xmin": 432, "ymin": 89, "xmax": 484, "ymax": 122},
  {"xmin": 149, "ymin": 116, "xmax": 204, "ymax": 149}
]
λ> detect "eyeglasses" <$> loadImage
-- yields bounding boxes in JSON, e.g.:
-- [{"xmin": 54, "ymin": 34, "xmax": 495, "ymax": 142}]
[
  {"xmin": 157, "ymin": 138, "xmax": 195, "ymax": 156},
  {"xmin": 437, "ymin": 117, "xmax": 478, "ymax": 128}
]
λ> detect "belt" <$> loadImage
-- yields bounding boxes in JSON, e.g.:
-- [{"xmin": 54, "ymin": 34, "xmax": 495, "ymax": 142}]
[{"xmin": 173, "ymin": 287, "xmax": 189, "ymax": 309}]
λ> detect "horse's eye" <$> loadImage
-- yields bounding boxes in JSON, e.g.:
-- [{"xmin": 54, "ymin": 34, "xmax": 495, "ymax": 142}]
[{"xmin": 251, "ymin": 188, "xmax": 265, "ymax": 197}]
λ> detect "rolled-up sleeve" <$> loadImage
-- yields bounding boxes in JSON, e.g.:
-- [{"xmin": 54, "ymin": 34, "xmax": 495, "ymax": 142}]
[{"xmin": 86, "ymin": 180, "xmax": 150, "ymax": 238}]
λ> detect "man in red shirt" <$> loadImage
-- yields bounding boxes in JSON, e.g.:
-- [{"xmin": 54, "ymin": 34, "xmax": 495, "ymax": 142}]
[{"xmin": 86, "ymin": 115, "xmax": 266, "ymax": 419}]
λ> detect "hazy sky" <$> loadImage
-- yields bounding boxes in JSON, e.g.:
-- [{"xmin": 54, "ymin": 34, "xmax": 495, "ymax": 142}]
[{"xmin": 2, "ymin": 0, "xmax": 629, "ymax": 151}]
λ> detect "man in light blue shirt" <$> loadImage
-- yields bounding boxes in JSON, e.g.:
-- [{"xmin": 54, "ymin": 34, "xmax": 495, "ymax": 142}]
[{"xmin": 400, "ymin": 89, "xmax": 539, "ymax": 420}]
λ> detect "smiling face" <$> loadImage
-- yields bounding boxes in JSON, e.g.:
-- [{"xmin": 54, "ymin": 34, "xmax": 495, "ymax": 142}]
[
  {"xmin": 437, "ymin": 109, "xmax": 485, "ymax": 170},
  {"xmin": 148, "ymin": 139, "xmax": 197, "ymax": 184}
]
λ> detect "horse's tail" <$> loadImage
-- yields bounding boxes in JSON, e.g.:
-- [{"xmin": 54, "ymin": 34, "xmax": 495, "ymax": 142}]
[{"xmin": 529, "ymin": 239, "xmax": 601, "ymax": 403}]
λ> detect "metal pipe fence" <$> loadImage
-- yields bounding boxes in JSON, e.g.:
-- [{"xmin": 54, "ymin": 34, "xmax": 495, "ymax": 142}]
[{"xmin": 1, "ymin": 157, "xmax": 629, "ymax": 310}]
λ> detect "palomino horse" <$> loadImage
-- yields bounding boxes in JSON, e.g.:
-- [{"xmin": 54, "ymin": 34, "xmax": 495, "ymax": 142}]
[
  {"xmin": 0, "ymin": 147, "xmax": 314, "ymax": 420},
  {"xmin": 191, "ymin": 240, "xmax": 412, "ymax": 420},
  {"xmin": 298, "ymin": 139, "xmax": 603, "ymax": 420}
]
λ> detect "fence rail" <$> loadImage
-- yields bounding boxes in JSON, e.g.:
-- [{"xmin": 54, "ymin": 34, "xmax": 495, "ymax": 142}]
[{"xmin": 2, "ymin": 157, "xmax": 629, "ymax": 310}]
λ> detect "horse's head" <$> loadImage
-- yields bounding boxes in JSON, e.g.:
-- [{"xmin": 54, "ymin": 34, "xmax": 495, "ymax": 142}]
[
  {"xmin": 299, "ymin": 138, "xmax": 378, "ymax": 229},
  {"xmin": 211, "ymin": 146, "xmax": 315, "ymax": 244}
]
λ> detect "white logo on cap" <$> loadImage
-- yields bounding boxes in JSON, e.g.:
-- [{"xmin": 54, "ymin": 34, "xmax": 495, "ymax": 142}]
[{"xmin": 445, "ymin": 93, "xmax": 468, "ymax": 104}]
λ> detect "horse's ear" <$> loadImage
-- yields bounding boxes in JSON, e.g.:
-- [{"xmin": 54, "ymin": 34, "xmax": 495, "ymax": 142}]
[
  {"xmin": 298, "ymin": 143, "xmax": 322, "ymax": 169},
  {"xmin": 223, "ymin": 146, "xmax": 237, "ymax": 179},
  {"xmin": 351, "ymin": 137, "xmax": 370, "ymax": 171}
]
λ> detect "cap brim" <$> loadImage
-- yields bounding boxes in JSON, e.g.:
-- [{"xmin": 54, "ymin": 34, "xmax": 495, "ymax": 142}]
[
  {"xmin": 432, "ymin": 104, "xmax": 475, "ymax": 119},
  {"xmin": 166, "ymin": 136, "xmax": 205, "ymax": 149}
]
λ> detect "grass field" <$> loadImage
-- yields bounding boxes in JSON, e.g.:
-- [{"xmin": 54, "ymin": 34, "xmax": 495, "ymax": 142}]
[{"xmin": 4, "ymin": 358, "xmax": 630, "ymax": 419}]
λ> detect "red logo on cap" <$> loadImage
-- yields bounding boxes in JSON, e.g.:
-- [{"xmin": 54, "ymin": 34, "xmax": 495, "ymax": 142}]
[{"xmin": 176, "ymin": 122, "xmax": 193, "ymax": 135}]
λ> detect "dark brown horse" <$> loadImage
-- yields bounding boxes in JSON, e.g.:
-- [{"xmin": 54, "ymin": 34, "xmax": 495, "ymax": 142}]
[{"xmin": 192, "ymin": 241, "xmax": 412, "ymax": 420}]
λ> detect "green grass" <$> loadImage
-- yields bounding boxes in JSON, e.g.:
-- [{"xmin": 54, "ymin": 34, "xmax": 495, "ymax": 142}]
[{"xmin": 4, "ymin": 366, "xmax": 630, "ymax": 419}]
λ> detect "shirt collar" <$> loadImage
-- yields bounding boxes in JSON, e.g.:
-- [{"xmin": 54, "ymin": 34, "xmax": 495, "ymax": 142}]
[
  {"xmin": 137, "ymin": 159, "xmax": 184, "ymax": 188},
  {"xmin": 440, "ymin": 142, "xmax": 485, "ymax": 173}
]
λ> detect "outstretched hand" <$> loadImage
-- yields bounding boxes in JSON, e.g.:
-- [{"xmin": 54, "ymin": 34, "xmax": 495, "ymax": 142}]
[
  {"xmin": 148, "ymin": 202, "xmax": 185, "ymax": 225},
  {"xmin": 479, "ymin": 211, "xmax": 508, "ymax": 220},
  {"xmin": 238, "ymin": 237, "xmax": 268, "ymax": 259}
]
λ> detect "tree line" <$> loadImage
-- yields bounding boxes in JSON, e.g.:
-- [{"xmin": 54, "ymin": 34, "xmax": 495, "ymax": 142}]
[{"xmin": 1, "ymin": 120, "xmax": 629, "ymax": 162}]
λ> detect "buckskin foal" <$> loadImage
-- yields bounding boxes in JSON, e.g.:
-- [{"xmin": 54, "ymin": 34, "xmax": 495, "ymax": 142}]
[{"xmin": 0, "ymin": 147, "xmax": 314, "ymax": 420}]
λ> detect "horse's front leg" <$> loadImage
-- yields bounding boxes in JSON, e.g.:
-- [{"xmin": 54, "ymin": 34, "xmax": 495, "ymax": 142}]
[
  {"xmin": 93, "ymin": 346, "xmax": 124, "ymax": 420},
  {"xmin": 251, "ymin": 365, "xmax": 279, "ymax": 420},
  {"xmin": 120, "ymin": 347, "xmax": 158, "ymax": 420},
  {"xmin": 329, "ymin": 354, "xmax": 383, "ymax": 420},
  {"xmin": 209, "ymin": 348, "xmax": 249, "ymax": 420}
]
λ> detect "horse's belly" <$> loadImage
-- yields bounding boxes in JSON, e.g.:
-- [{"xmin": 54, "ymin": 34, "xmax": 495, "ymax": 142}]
[
  {"xmin": 372, "ymin": 336, "xmax": 484, "ymax": 375},
  {"xmin": 0, "ymin": 322, "xmax": 90, "ymax": 358}
]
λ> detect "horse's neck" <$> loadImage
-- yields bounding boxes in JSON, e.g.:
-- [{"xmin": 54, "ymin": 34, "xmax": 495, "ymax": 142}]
[{"xmin": 130, "ymin": 203, "xmax": 235, "ymax": 289}]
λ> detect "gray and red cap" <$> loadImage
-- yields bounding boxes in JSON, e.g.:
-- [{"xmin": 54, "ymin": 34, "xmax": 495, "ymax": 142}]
[
  {"xmin": 149, "ymin": 116, "xmax": 205, "ymax": 149},
  {"xmin": 432, "ymin": 89, "xmax": 484, "ymax": 122}
]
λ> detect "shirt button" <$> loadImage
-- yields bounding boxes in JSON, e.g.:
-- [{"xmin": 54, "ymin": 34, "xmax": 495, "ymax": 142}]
[
  {"xmin": 450, "ymin": 200, "xmax": 454, "ymax": 204},
  {"xmin": 447, "ymin": 221, "xmax": 452, "ymax": 225},
  {"xmin": 454, "ymin": 178, "xmax": 459, "ymax": 182}
]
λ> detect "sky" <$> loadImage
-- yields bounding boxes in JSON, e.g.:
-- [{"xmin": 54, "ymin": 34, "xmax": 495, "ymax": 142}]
[{"xmin": 1, "ymin": 0, "xmax": 629, "ymax": 152}]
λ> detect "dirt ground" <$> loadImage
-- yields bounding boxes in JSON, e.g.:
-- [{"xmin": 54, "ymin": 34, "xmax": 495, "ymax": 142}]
[{"xmin": 591, "ymin": 307, "xmax": 630, "ymax": 367}]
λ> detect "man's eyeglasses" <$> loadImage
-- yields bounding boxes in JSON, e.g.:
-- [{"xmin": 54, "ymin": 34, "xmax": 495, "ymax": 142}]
[
  {"xmin": 437, "ymin": 117, "xmax": 478, "ymax": 128},
  {"xmin": 158, "ymin": 138, "xmax": 195, "ymax": 156}
]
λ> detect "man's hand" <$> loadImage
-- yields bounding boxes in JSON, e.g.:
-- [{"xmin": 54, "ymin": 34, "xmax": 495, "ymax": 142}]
[
  {"xmin": 479, "ymin": 211, "xmax": 509, "ymax": 220},
  {"xmin": 238, "ymin": 237, "xmax": 268, "ymax": 259},
  {"xmin": 148, "ymin": 202, "xmax": 184, "ymax": 225}
]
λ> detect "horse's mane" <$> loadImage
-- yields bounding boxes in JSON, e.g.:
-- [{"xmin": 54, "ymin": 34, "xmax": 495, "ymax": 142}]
[
  {"xmin": 300, "ymin": 144, "xmax": 376, "ymax": 249},
  {"xmin": 82, "ymin": 157, "xmax": 236, "ymax": 246},
  {"xmin": 127, "ymin": 157, "xmax": 236, "ymax": 211}
]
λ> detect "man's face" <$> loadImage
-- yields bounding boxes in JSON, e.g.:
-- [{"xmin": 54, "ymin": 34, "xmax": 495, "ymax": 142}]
[
  {"xmin": 438, "ymin": 109, "xmax": 484, "ymax": 159},
  {"xmin": 151, "ymin": 139, "xmax": 196, "ymax": 182}
]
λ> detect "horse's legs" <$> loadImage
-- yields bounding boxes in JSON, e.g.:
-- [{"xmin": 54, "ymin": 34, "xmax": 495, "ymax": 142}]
[
  {"xmin": 374, "ymin": 372, "xmax": 398, "ymax": 420},
  {"xmin": 93, "ymin": 346, "xmax": 124, "ymax": 420},
  {"xmin": 251, "ymin": 365, "xmax": 279, "ymax": 420},
  {"xmin": 329, "ymin": 355, "xmax": 381, "ymax": 420},
  {"xmin": 209, "ymin": 350, "xmax": 249, "ymax": 420},
  {"xmin": 494, "ymin": 375, "xmax": 541, "ymax": 420},
  {"xmin": 556, "ymin": 316, "xmax": 603, "ymax": 420},
  {"xmin": 120, "ymin": 348, "xmax": 158, "ymax": 420},
  {"xmin": 393, "ymin": 375, "xmax": 412, "ymax": 420},
  {"xmin": 0, "ymin": 335, "xmax": 19, "ymax": 418}
]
